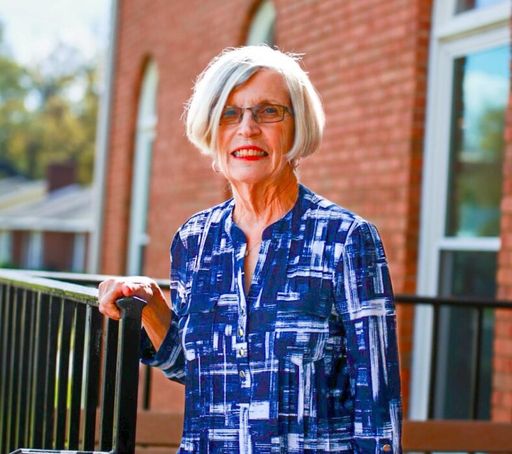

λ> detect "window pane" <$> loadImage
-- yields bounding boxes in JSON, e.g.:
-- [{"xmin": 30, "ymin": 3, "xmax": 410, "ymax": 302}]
[
  {"xmin": 434, "ymin": 251, "xmax": 496, "ymax": 419},
  {"xmin": 456, "ymin": 0, "xmax": 505, "ymax": 13},
  {"xmin": 446, "ymin": 45, "xmax": 509, "ymax": 237}
]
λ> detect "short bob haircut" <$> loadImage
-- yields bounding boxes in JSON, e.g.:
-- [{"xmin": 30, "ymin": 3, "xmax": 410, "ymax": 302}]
[{"xmin": 185, "ymin": 46, "xmax": 325, "ymax": 164}]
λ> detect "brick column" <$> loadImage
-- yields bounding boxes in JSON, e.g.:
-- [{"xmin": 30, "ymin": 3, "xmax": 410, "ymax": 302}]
[{"xmin": 494, "ymin": 71, "xmax": 512, "ymax": 422}]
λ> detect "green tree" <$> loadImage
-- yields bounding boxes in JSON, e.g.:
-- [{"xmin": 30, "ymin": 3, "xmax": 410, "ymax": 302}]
[
  {"xmin": 0, "ymin": 23, "xmax": 31, "ymax": 177},
  {"xmin": 0, "ymin": 27, "xmax": 98, "ymax": 184}
]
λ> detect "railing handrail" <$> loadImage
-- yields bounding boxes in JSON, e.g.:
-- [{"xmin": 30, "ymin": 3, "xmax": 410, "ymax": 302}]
[
  {"xmin": 396, "ymin": 293, "xmax": 512, "ymax": 309},
  {"xmin": 12, "ymin": 269, "xmax": 512, "ymax": 309},
  {"xmin": 9, "ymin": 269, "xmax": 171, "ymax": 291},
  {"xmin": 0, "ymin": 269, "xmax": 98, "ymax": 303}
]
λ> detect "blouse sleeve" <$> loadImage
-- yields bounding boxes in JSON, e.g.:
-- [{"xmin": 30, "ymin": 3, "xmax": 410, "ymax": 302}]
[
  {"xmin": 140, "ymin": 231, "xmax": 188, "ymax": 384},
  {"xmin": 334, "ymin": 220, "xmax": 402, "ymax": 453}
]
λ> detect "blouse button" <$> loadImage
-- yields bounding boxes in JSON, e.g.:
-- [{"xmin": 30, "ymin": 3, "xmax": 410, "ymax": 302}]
[
  {"xmin": 239, "ymin": 370, "xmax": 246, "ymax": 379},
  {"xmin": 382, "ymin": 444, "xmax": 392, "ymax": 452},
  {"xmin": 238, "ymin": 327, "xmax": 244, "ymax": 337}
]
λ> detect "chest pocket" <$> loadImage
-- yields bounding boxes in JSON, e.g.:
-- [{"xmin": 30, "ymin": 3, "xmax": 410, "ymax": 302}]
[
  {"xmin": 274, "ymin": 289, "xmax": 332, "ymax": 364},
  {"xmin": 182, "ymin": 292, "xmax": 218, "ymax": 360}
]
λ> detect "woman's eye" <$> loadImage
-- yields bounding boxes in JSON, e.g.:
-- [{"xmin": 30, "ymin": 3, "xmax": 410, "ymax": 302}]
[
  {"xmin": 222, "ymin": 107, "xmax": 239, "ymax": 118},
  {"xmin": 262, "ymin": 105, "xmax": 278, "ymax": 115}
]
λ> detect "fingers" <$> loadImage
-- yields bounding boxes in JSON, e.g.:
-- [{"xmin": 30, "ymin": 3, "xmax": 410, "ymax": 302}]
[
  {"xmin": 121, "ymin": 281, "xmax": 148, "ymax": 298},
  {"xmin": 98, "ymin": 277, "xmax": 157, "ymax": 321},
  {"xmin": 98, "ymin": 278, "xmax": 124, "ymax": 320}
]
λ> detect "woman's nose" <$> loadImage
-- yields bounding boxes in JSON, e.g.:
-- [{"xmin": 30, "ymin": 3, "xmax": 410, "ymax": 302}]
[{"xmin": 237, "ymin": 109, "xmax": 261, "ymax": 136}]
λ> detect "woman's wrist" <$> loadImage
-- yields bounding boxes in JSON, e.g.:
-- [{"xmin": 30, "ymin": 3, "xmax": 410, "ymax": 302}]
[{"xmin": 141, "ymin": 284, "xmax": 172, "ymax": 351}]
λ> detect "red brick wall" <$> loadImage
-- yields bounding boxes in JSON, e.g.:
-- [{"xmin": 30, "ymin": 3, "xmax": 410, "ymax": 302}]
[
  {"xmin": 494, "ymin": 69, "xmax": 512, "ymax": 421},
  {"xmin": 11, "ymin": 231, "xmax": 24, "ymax": 267},
  {"xmin": 101, "ymin": 0, "xmax": 252, "ymax": 277},
  {"xmin": 276, "ymin": 0, "xmax": 432, "ymax": 412},
  {"xmin": 43, "ymin": 232, "xmax": 75, "ymax": 271},
  {"xmin": 101, "ymin": 0, "xmax": 433, "ymax": 413}
]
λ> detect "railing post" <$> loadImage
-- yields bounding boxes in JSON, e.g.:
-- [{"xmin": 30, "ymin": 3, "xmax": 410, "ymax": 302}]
[
  {"xmin": 54, "ymin": 299, "xmax": 74, "ymax": 448},
  {"xmin": 112, "ymin": 296, "xmax": 146, "ymax": 454},
  {"xmin": 80, "ymin": 305, "xmax": 103, "ymax": 451},
  {"xmin": 15, "ymin": 289, "xmax": 34, "ymax": 449},
  {"xmin": 99, "ymin": 317, "xmax": 119, "ymax": 450},
  {"xmin": 472, "ymin": 307, "xmax": 484, "ymax": 419},
  {"xmin": 7, "ymin": 288, "xmax": 23, "ymax": 453},
  {"xmin": 0, "ymin": 283, "xmax": 12, "ymax": 454},
  {"xmin": 67, "ymin": 303, "xmax": 87, "ymax": 449},
  {"xmin": 29, "ymin": 293, "xmax": 50, "ymax": 448},
  {"xmin": 42, "ymin": 296, "xmax": 61, "ymax": 449},
  {"xmin": 428, "ymin": 303, "xmax": 440, "ymax": 419}
]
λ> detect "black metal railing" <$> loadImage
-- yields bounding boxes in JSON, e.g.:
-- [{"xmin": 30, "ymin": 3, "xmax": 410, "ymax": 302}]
[
  {"xmin": 0, "ymin": 269, "xmax": 146, "ymax": 454},
  {"xmin": 20, "ymin": 271, "xmax": 512, "ymax": 423},
  {"xmin": 3, "ymin": 270, "xmax": 512, "ymax": 453},
  {"xmin": 396, "ymin": 294, "xmax": 512, "ymax": 422},
  {"xmin": 24, "ymin": 271, "xmax": 170, "ymax": 412}
]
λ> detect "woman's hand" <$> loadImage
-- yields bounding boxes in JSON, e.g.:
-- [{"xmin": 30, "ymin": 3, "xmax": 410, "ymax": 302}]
[{"xmin": 98, "ymin": 276, "xmax": 171, "ymax": 350}]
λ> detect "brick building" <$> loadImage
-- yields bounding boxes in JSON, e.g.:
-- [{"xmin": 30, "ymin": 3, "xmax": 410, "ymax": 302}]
[
  {"xmin": 93, "ymin": 0, "xmax": 512, "ymax": 422},
  {"xmin": 0, "ymin": 164, "xmax": 92, "ymax": 273}
]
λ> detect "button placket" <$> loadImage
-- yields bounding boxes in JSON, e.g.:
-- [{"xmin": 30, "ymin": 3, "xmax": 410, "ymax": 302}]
[
  {"xmin": 233, "ymin": 238, "xmax": 251, "ymax": 388},
  {"xmin": 237, "ymin": 298, "xmax": 248, "ymax": 357}
]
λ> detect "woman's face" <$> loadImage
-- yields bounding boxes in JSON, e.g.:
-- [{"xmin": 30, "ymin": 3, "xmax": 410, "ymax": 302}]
[{"xmin": 216, "ymin": 70, "xmax": 295, "ymax": 187}]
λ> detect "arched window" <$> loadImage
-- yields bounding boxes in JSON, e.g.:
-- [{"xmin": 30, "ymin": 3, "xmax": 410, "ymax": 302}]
[
  {"xmin": 246, "ymin": 0, "xmax": 276, "ymax": 46},
  {"xmin": 127, "ymin": 61, "xmax": 158, "ymax": 275}
]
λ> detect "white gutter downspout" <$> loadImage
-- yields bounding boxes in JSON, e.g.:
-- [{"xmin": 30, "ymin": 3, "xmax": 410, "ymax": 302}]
[{"xmin": 88, "ymin": 0, "xmax": 119, "ymax": 273}]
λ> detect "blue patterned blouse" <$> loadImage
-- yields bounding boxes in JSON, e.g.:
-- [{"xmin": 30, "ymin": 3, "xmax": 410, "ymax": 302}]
[{"xmin": 141, "ymin": 184, "xmax": 402, "ymax": 453}]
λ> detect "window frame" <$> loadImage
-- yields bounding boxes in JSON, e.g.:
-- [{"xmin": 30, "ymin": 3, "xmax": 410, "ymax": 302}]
[
  {"xmin": 410, "ymin": 0, "xmax": 510, "ymax": 420},
  {"xmin": 246, "ymin": 0, "xmax": 276, "ymax": 46},
  {"xmin": 126, "ymin": 61, "xmax": 159, "ymax": 276}
]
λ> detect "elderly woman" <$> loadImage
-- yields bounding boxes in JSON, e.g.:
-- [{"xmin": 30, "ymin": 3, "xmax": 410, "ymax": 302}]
[{"xmin": 99, "ymin": 46, "xmax": 402, "ymax": 453}]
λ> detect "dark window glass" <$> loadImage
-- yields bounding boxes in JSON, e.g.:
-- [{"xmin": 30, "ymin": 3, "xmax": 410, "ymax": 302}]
[
  {"xmin": 456, "ymin": 0, "xmax": 504, "ymax": 13},
  {"xmin": 434, "ymin": 251, "xmax": 496, "ymax": 419}
]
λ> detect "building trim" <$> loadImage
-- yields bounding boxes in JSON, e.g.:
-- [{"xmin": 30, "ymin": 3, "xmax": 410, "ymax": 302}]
[{"xmin": 89, "ymin": 0, "xmax": 119, "ymax": 273}]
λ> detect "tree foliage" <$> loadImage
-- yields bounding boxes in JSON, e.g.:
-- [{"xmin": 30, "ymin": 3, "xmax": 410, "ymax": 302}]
[{"xmin": 0, "ymin": 24, "xmax": 98, "ymax": 184}]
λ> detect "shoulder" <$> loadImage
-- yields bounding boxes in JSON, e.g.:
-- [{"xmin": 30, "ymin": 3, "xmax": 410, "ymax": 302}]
[
  {"xmin": 299, "ymin": 184, "xmax": 367, "ymax": 234},
  {"xmin": 298, "ymin": 185, "xmax": 386, "ymax": 263},
  {"xmin": 172, "ymin": 198, "xmax": 233, "ymax": 250}
]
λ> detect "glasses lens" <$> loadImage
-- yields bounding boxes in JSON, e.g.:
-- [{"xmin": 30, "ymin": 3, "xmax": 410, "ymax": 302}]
[
  {"xmin": 256, "ymin": 104, "xmax": 284, "ymax": 123},
  {"xmin": 220, "ymin": 106, "xmax": 241, "ymax": 124}
]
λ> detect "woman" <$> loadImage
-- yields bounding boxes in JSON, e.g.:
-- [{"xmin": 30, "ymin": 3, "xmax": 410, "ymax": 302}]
[{"xmin": 99, "ymin": 46, "xmax": 402, "ymax": 453}]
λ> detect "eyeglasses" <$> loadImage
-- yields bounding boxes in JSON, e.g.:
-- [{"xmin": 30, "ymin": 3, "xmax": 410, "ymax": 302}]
[{"xmin": 219, "ymin": 103, "xmax": 293, "ymax": 125}]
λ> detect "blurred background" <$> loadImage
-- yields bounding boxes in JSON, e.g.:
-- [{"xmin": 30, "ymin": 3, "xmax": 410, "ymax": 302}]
[
  {"xmin": 0, "ymin": 0, "xmax": 511, "ymax": 450},
  {"xmin": 0, "ymin": 0, "xmax": 110, "ymax": 272}
]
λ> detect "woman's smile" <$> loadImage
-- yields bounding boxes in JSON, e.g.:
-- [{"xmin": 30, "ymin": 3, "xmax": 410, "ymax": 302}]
[{"xmin": 231, "ymin": 145, "xmax": 269, "ymax": 160}]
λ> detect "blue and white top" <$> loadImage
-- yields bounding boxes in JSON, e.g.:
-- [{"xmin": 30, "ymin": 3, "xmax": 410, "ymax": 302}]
[{"xmin": 141, "ymin": 184, "xmax": 402, "ymax": 453}]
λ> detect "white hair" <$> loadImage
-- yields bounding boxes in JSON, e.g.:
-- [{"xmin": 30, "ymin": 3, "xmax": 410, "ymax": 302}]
[{"xmin": 185, "ymin": 46, "xmax": 325, "ymax": 163}]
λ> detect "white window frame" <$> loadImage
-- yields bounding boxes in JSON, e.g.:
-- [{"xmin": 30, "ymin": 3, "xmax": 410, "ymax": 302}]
[
  {"xmin": 246, "ymin": 0, "xmax": 276, "ymax": 45},
  {"xmin": 127, "ymin": 61, "xmax": 158, "ymax": 276},
  {"xmin": 72, "ymin": 232, "xmax": 87, "ymax": 272},
  {"xmin": 0, "ymin": 231, "xmax": 12, "ymax": 265},
  {"xmin": 24, "ymin": 231, "xmax": 43, "ymax": 270},
  {"xmin": 410, "ymin": 0, "xmax": 510, "ymax": 420}
]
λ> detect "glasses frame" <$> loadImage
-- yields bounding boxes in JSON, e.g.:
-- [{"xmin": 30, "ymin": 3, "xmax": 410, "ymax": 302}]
[{"xmin": 219, "ymin": 103, "xmax": 293, "ymax": 125}]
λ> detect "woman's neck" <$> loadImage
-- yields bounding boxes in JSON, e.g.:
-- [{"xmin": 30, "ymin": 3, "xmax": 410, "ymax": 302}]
[{"xmin": 231, "ymin": 170, "xmax": 299, "ymax": 231}]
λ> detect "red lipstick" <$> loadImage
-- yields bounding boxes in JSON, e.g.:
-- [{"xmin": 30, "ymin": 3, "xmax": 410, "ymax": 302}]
[{"xmin": 231, "ymin": 146, "xmax": 268, "ymax": 160}]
